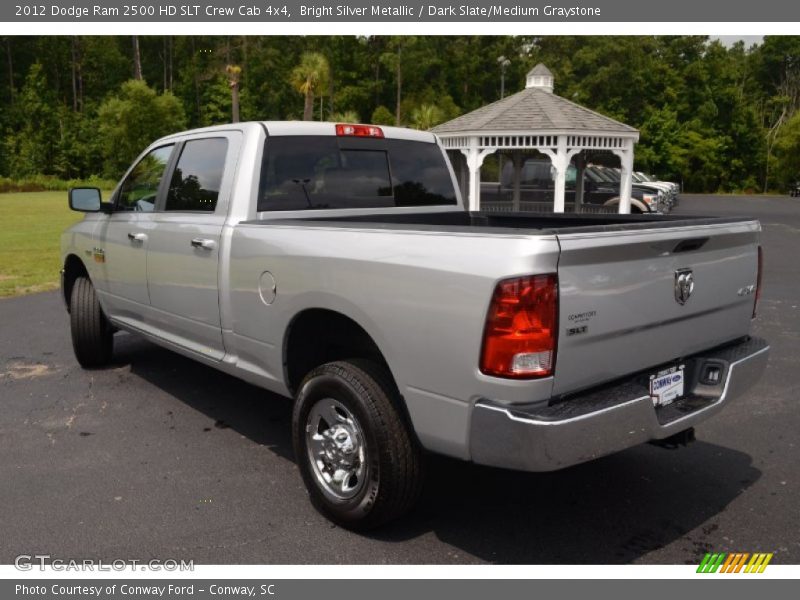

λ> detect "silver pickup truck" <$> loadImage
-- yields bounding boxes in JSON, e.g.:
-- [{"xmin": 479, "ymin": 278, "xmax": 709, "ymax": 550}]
[{"xmin": 62, "ymin": 122, "xmax": 769, "ymax": 528}]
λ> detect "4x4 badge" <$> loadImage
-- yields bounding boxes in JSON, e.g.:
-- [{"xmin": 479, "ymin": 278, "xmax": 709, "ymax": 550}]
[{"xmin": 674, "ymin": 268, "xmax": 694, "ymax": 305}]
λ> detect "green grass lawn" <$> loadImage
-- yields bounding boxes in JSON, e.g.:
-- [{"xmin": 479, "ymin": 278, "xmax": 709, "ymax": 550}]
[{"xmin": 0, "ymin": 191, "xmax": 110, "ymax": 298}]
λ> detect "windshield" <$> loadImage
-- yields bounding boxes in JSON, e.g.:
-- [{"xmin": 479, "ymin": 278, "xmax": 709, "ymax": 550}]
[
  {"xmin": 600, "ymin": 168, "xmax": 621, "ymax": 182},
  {"xmin": 587, "ymin": 167, "xmax": 616, "ymax": 183}
]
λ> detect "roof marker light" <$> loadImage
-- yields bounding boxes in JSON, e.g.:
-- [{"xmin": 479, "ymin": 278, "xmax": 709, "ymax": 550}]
[{"xmin": 335, "ymin": 124, "xmax": 384, "ymax": 138}]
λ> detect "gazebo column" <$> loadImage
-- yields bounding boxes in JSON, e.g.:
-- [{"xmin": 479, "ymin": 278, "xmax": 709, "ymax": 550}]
[
  {"xmin": 457, "ymin": 153, "xmax": 468, "ymax": 200},
  {"xmin": 553, "ymin": 137, "xmax": 568, "ymax": 213},
  {"xmin": 574, "ymin": 153, "xmax": 586, "ymax": 213},
  {"xmin": 542, "ymin": 136, "xmax": 580, "ymax": 213},
  {"xmin": 612, "ymin": 139, "xmax": 635, "ymax": 214},
  {"xmin": 461, "ymin": 137, "xmax": 496, "ymax": 212},
  {"xmin": 512, "ymin": 151, "xmax": 522, "ymax": 211}
]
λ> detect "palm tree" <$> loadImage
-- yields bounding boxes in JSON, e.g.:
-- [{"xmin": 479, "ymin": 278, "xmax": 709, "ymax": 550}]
[
  {"xmin": 411, "ymin": 104, "xmax": 444, "ymax": 131},
  {"xmin": 329, "ymin": 110, "xmax": 360, "ymax": 123},
  {"xmin": 380, "ymin": 37, "xmax": 415, "ymax": 126},
  {"xmin": 132, "ymin": 36, "xmax": 142, "ymax": 81},
  {"xmin": 291, "ymin": 52, "xmax": 330, "ymax": 121},
  {"xmin": 226, "ymin": 64, "xmax": 241, "ymax": 123},
  {"xmin": 380, "ymin": 46, "xmax": 402, "ymax": 126}
]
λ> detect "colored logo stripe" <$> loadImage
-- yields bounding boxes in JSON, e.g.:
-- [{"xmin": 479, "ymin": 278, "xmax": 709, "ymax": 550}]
[
  {"xmin": 721, "ymin": 553, "xmax": 749, "ymax": 573},
  {"xmin": 697, "ymin": 552, "xmax": 773, "ymax": 573},
  {"xmin": 697, "ymin": 553, "xmax": 726, "ymax": 573},
  {"xmin": 745, "ymin": 553, "xmax": 773, "ymax": 573}
]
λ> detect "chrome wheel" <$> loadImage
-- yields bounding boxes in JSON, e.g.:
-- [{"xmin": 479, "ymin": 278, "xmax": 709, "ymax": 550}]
[{"xmin": 305, "ymin": 397, "xmax": 367, "ymax": 502}]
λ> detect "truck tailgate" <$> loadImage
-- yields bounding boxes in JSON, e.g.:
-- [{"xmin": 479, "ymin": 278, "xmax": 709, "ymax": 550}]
[{"xmin": 553, "ymin": 220, "xmax": 761, "ymax": 396}]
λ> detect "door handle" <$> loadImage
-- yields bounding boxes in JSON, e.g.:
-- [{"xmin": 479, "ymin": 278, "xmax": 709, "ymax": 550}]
[
  {"xmin": 127, "ymin": 232, "xmax": 147, "ymax": 243},
  {"xmin": 190, "ymin": 238, "xmax": 216, "ymax": 251}
]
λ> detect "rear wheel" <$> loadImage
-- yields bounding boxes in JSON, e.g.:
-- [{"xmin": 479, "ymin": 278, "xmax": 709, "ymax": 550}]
[
  {"xmin": 70, "ymin": 276, "xmax": 114, "ymax": 368},
  {"xmin": 292, "ymin": 359, "xmax": 424, "ymax": 529}
]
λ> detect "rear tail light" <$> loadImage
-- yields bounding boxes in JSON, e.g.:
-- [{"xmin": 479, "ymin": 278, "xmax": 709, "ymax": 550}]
[
  {"xmin": 753, "ymin": 245, "xmax": 763, "ymax": 319},
  {"xmin": 480, "ymin": 274, "xmax": 558, "ymax": 378},
  {"xmin": 335, "ymin": 123, "xmax": 384, "ymax": 138}
]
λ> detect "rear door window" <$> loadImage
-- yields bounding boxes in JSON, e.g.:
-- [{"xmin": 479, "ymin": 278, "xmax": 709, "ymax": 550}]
[
  {"xmin": 258, "ymin": 135, "xmax": 456, "ymax": 211},
  {"xmin": 165, "ymin": 138, "xmax": 228, "ymax": 212}
]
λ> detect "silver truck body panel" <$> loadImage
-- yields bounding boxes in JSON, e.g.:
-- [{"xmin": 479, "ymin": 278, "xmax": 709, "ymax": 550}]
[
  {"xmin": 227, "ymin": 222, "xmax": 561, "ymax": 457},
  {"xmin": 61, "ymin": 122, "xmax": 769, "ymax": 469},
  {"xmin": 553, "ymin": 221, "xmax": 760, "ymax": 395}
]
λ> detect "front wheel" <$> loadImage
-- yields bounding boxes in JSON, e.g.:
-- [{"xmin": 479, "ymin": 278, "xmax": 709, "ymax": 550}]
[
  {"xmin": 604, "ymin": 197, "xmax": 643, "ymax": 214},
  {"xmin": 292, "ymin": 360, "xmax": 424, "ymax": 529},
  {"xmin": 69, "ymin": 276, "xmax": 114, "ymax": 368}
]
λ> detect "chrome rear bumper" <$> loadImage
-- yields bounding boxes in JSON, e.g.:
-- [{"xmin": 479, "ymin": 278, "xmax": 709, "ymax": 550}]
[{"xmin": 469, "ymin": 337, "xmax": 769, "ymax": 472}]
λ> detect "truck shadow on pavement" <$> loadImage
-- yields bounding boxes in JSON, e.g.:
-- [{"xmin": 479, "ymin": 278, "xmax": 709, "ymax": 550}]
[
  {"xmin": 115, "ymin": 333, "xmax": 296, "ymax": 460},
  {"xmin": 376, "ymin": 446, "xmax": 760, "ymax": 564},
  {"xmin": 115, "ymin": 333, "xmax": 761, "ymax": 565}
]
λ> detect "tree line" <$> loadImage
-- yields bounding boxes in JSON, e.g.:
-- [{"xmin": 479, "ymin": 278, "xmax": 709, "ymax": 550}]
[{"xmin": 0, "ymin": 35, "xmax": 798, "ymax": 193}]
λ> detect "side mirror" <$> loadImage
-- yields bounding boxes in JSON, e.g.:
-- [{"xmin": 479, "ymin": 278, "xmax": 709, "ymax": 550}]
[{"xmin": 68, "ymin": 187, "xmax": 102, "ymax": 212}]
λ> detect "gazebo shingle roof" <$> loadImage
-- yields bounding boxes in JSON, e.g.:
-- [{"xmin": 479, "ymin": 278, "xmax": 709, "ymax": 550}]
[
  {"xmin": 527, "ymin": 63, "xmax": 553, "ymax": 77},
  {"xmin": 432, "ymin": 87, "xmax": 638, "ymax": 135}
]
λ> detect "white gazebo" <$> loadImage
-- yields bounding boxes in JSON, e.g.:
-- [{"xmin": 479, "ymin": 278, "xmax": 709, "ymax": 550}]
[{"xmin": 432, "ymin": 64, "xmax": 640, "ymax": 213}]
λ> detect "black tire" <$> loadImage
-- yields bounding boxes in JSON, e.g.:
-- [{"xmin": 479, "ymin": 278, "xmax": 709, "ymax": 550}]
[
  {"xmin": 70, "ymin": 276, "xmax": 114, "ymax": 368},
  {"xmin": 292, "ymin": 359, "xmax": 424, "ymax": 530}
]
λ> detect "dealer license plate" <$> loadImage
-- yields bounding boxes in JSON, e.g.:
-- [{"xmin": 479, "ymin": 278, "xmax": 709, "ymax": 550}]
[{"xmin": 649, "ymin": 365, "xmax": 685, "ymax": 407}]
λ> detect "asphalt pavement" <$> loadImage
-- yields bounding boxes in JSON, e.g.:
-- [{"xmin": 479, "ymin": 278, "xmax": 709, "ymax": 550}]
[{"xmin": 0, "ymin": 194, "xmax": 798, "ymax": 564}]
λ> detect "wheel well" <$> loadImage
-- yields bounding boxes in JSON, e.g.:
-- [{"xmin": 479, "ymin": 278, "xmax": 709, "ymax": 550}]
[
  {"xmin": 285, "ymin": 309, "xmax": 392, "ymax": 396},
  {"xmin": 63, "ymin": 254, "xmax": 89, "ymax": 312}
]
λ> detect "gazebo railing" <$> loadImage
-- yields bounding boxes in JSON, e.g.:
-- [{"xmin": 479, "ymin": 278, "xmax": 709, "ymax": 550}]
[
  {"xmin": 439, "ymin": 133, "xmax": 631, "ymax": 152},
  {"xmin": 480, "ymin": 200, "xmax": 616, "ymax": 214}
]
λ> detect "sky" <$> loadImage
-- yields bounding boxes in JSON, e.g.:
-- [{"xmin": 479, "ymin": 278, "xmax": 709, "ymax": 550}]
[{"xmin": 712, "ymin": 35, "xmax": 764, "ymax": 48}]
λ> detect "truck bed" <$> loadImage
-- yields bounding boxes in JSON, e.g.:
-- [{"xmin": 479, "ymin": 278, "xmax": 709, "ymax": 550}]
[{"xmin": 238, "ymin": 208, "xmax": 761, "ymax": 400}]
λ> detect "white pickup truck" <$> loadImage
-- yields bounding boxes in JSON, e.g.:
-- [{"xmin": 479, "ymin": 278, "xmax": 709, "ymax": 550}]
[{"xmin": 62, "ymin": 122, "xmax": 768, "ymax": 528}]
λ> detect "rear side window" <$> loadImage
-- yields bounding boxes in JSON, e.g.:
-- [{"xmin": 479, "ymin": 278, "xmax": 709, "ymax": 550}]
[
  {"xmin": 165, "ymin": 138, "xmax": 228, "ymax": 212},
  {"xmin": 258, "ymin": 136, "xmax": 456, "ymax": 211}
]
